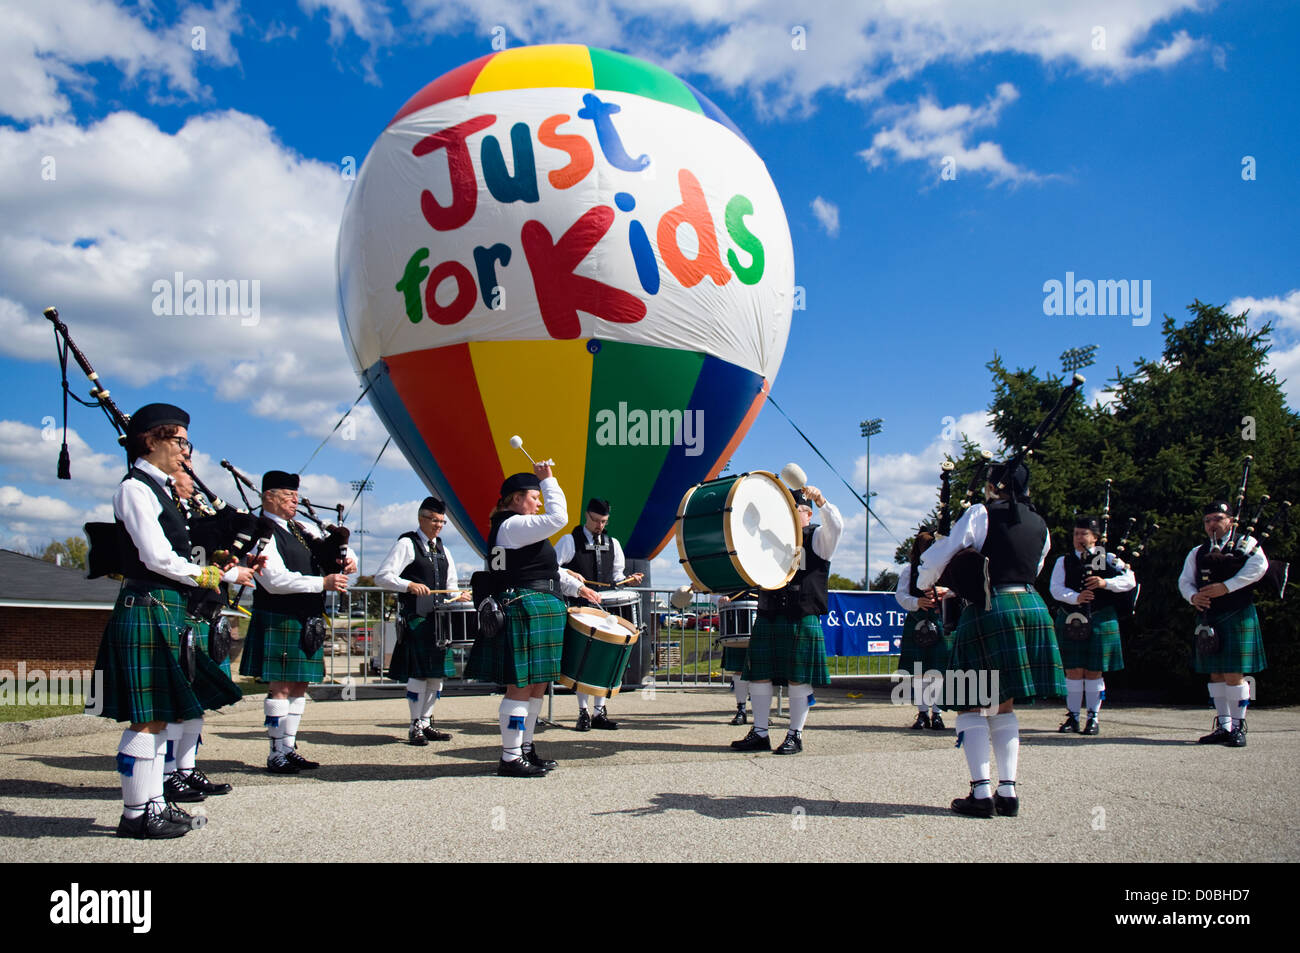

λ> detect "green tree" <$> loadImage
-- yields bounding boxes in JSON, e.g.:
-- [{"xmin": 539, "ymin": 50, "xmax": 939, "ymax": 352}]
[
  {"xmin": 828, "ymin": 573, "xmax": 864, "ymax": 590},
  {"xmin": 868, "ymin": 569, "xmax": 898, "ymax": 592},
  {"xmin": 41, "ymin": 536, "xmax": 88, "ymax": 571}
]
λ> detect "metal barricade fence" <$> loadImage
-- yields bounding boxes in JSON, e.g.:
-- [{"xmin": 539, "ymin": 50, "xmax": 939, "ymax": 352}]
[{"xmin": 279, "ymin": 586, "xmax": 903, "ymax": 689}]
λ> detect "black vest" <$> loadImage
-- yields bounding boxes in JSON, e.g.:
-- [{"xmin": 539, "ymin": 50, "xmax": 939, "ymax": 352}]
[
  {"xmin": 980, "ymin": 501, "xmax": 1048, "ymax": 586},
  {"xmin": 253, "ymin": 519, "xmax": 326, "ymax": 618},
  {"xmin": 1060, "ymin": 550, "xmax": 1121, "ymax": 611},
  {"xmin": 562, "ymin": 526, "xmax": 614, "ymax": 584},
  {"xmin": 398, "ymin": 531, "xmax": 448, "ymax": 617},
  {"xmin": 759, "ymin": 524, "xmax": 830, "ymax": 618},
  {"xmin": 116, "ymin": 468, "xmax": 192, "ymax": 591},
  {"xmin": 1196, "ymin": 542, "xmax": 1255, "ymax": 613},
  {"xmin": 486, "ymin": 512, "xmax": 559, "ymax": 591}
]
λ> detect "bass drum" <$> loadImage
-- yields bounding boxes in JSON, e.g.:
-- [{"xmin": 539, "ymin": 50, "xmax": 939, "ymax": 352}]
[
  {"xmin": 598, "ymin": 588, "xmax": 642, "ymax": 633},
  {"xmin": 559, "ymin": 606, "xmax": 639, "ymax": 699},
  {"xmin": 675, "ymin": 472, "xmax": 800, "ymax": 594}
]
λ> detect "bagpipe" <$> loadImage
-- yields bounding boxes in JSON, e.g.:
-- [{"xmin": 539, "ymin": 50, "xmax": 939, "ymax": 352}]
[
  {"xmin": 907, "ymin": 462, "xmax": 953, "ymax": 646},
  {"xmin": 1060, "ymin": 480, "xmax": 1148, "ymax": 640},
  {"xmin": 222, "ymin": 459, "xmax": 352, "ymax": 575},
  {"xmin": 1197, "ymin": 455, "xmax": 1290, "ymax": 600}
]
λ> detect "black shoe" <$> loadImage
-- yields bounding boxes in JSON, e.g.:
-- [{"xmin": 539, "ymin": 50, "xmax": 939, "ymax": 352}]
[
  {"xmin": 951, "ymin": 782, "xmax": 995, "ymax": 818},
  {"xmin": 497, "ymin": 756, "xmax": 547, "ymax": 777},
  {"xmin": 1197, "ymin": 720, "xmax": 1232, "ymax": 745},
  {"xmin": 729, "ymin": 707, "xmax": 748, "ymax": 726},
  {"xmin": 1227, "ymin": 720, "xmax": 1247, "ymax": 748},
  {"xmin": 911, "ymin": 711, "xmax": 931, "ymax": 729},
  {"xmin": 163, "ymin": 770, "xmax": 205, "ymax": 803},
  {"xmin": 422, "ymin": 723, "xmax": 452, "ymax": 741},
  {"xmin": 730, "ymin": 728, "xmax": 771, "ymax": 751},
  {"xmin": 575, "ymin": 709, "xmax": 591, "ymax": 732},
  {"xmin": 591, "ymin": 710, "xmax": 619, "ymax": 730},
  {"xmin": 929, "ymin": 712, "xmax": 946, "ymax": 730},
  {"xmin": 523, "ymin": 745, "xmax": 557, "ymax": 771},
  {"xmin": 994, "ymin": 781, "xmax": 1019, "ymax": 816},
  {"xmin": 285, "ymin": 748, "xmax": 320, "ymax": 770},
  {"xmin": 180, "ymin": 768, "xmax": 231, "ymax": 796},
  {"xmin": 408, "ymin": 725, "xmax": 428, "ymax": 746},
  {"xmin": 1082, "ymin": 714, "xmax": 1100, "ymax": 736},
  {"xmin": 116, "ymin": 802, "xmax": 188, "ymax": 839},
  {"xmin": 1058, "ymin": 712, "xmax": 1081, "ymax": 734},
  {"xmin": 160, "ymin": 801, "xmax": 194, "ymax": 825},
  {"xmin": 772, "ymin": 732, "xmax": 803, "ymax": 755},
  {"xmin": 266, "ymin": 752, "xmax": 301, "ymax": 774}
]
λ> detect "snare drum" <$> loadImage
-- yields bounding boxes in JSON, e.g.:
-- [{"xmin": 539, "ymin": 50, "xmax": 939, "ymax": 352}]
[
  {"xmin": 432, "ymin": 600, "xmax": 481, "ymax": 647},
  {"xmin": 716, "ymin": 599, "xmax": 757, "ymax": 670},
  {"xmin": 675, "ymin": 472, "xmax": 801, "ymax": 594},
  {"xmin": 598, "ymin": 588, "xmax": 643, "ymax": 633},
  {"xmin": 559, "ymin": 606, "xmax": 639, "ymax": 698}
]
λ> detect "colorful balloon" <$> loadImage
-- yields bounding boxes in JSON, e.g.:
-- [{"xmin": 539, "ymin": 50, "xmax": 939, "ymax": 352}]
[{"xmin": 337, "ymin": 44, "xmax": 794, "ymax": 559}]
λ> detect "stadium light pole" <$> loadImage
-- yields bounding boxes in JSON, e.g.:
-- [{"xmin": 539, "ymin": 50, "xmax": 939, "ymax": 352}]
[
  {"xmin": 349, "ymin": 479, "xmax": 373, "ymax": 576},
  {"xmin": 860, "ymin": 418, "xmax": 883, "ymax": 587},
  {"xmin": 1060, "ymin": 345, "xmax": 1098, "ymax": 375}
]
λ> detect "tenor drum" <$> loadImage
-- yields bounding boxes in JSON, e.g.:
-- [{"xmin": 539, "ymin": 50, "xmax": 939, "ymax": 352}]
[
  {"xmin": 675, "ymin": 472, "xmax": 800, "ymax": 594},
  {"xmin": 598, "ymin": 589, "xmax": 643, "ymax": 633},
  {"xmin": 716, "ymin": 599, "xmax": 758, "ymax": 650},
  {"xmin": 559, "ymin": 606, "xmax": 639, "ymax": 699}
]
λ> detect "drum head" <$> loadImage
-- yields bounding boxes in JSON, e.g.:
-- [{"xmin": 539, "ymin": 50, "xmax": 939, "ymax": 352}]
[
  {"xmin": 725, "ymin": 473, "xmax": 800, "ymax": 589},
  {"xmin": 567, "ymin": 606, "xmax": 639, "ymax": 645},
  {"xmin": 598, "ymin": 589, "xmax": 639, "ymax": 608}
]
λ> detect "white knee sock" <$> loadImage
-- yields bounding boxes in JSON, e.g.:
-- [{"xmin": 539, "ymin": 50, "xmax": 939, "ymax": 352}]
[
  {"xmin": 406, "ymin": 678, "xmax": 425, "ymax": 723},
  {"xmin": 987, "ymin": 712, "xmax": 1020, "ymax": 796},
  {"xmin": 163, "ymin": 722, "xmax": 183, "ymax": 774},
  {"xmin": 422, "ymin": 679, "xmax": 443, "ymax": 722},
  {"xmin": 1227, "ymin": 683, "xmax": 1251, "ymax": 729},
  {"xmin": 1065, "ymin": 678, "xmax": 1084, "ymax": 716},
  {"xmin": 177, "ymin": 718, "xmax": 203, "ymax": 772},
  {"xmin": 265, "ymin": 698, "xmax": 290, "ymax": 755},
  {"xmin": 499, "ymin": 698, "xmax": 529, "ymax": 760},
  {"xmin": 577, "ymin": 692, "xmax": 590, "ymax": 711},
  {"xmin": 284, "ymin": 696, "xmax": 306, "ymax": 751},
  {"xmin": 912, "ymin": 676, "xmax": 927, "ymax": 712},
  {"xmin": 593, "ymin": 695, "xmax": 606, "ymax": 712},
  {"xmin": 926, "ymin": 675, "xmax": 943, "ymax": 715},
  {"xmin": 732, "ymin": 677, "xmax": 749, "ymax": 707},
  {"xmin": 749, "ymin": 682, "xmax": 773, "ymax": 736},
  {"xmin": 955, "ymin": 712, "xmax": 991, "ymax": 798},
  {"xmin": 1210, "ymin": 683, "xmax": 1232, "ymax": 730},
  {"xmin": 1084, "ymin": 678, "xmax": 1105, "ymax": 718},
  {"xmin": 787, "ymin": 683, "xmax": 813, "ymax": 733},
  {"xmin": 117, "ymin": 730, "xmax": 158, "ymax": 818},
  {"xmin": 523, "ymin": 696, "xmax": 543, "ymax": 747},
  {"xmin": 150, "ymin": 732, "xmax": 168, "ymax": 808}
]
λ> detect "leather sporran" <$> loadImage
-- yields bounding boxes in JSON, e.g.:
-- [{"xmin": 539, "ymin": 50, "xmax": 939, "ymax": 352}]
[
  {"xmin": 913, "ymin": 616, "xmax": 941, "ymax": 649},
  {"xmin": 208, "ymin": 616, "xmax": 232, "ymax": 664},
  {"xmin": 178, "ymin": 623, "xmax": 198, "ymax": 683},
  {"xmin": 1195, "ymin": 621, "xmax": 1221, "ymax": 656},
  {"xmin": 477, "ymin": 596, "xmax": 505, "ymax": 640},
  {"xmin": 1064, "ymin": 611, "xmax": 1092, "ymax": 642},
  {"xmin": 301, "ymin": 615, "xmax": 328, "ymax": 656}
]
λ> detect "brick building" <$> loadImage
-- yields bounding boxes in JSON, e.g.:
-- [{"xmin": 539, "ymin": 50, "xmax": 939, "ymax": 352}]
[{"xmin": 0, "ymin": 550, "xmax": 122, "ymax": 673}]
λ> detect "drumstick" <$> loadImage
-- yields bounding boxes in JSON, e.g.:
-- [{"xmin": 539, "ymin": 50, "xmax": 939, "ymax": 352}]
[{"xmin": 509, "ymin": 434, "xmax": 555, "ymax": 468}]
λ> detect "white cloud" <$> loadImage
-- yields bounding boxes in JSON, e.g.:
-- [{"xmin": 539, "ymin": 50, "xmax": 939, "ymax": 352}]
[
  {"xmin": 1229, "ymin": 290, "xmax": 1300, "ymax": 332},
  {"xmin": 0, "ymin": 0, "xmax": 242, "ymax": 122},
  {"xmin": 1230, "ymin": 290, "xmax": 1300, "ymax": 406},
  {"xmin": 809, "ymin": 196, "xmax": 840, "ymax": 237},
  {"xmin": 860, "ymin": 83, "xmax": 1047, "ymax": 185},
  {"xmin": 0, "ymin": 419, "xmax": 125, "ymax": 498}
]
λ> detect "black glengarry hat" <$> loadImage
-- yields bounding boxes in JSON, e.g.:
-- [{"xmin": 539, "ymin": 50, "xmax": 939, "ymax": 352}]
[
  {"xmin": 127, "ymin": 403, "xmax": 189, "ymax": 436},
  {"xmin": 500, "ymin": 472, "xmax": 541, "ymax": 497},
  {"xmin": 262, "ymin": 470, "xmax": 299, "ymax": 493}
]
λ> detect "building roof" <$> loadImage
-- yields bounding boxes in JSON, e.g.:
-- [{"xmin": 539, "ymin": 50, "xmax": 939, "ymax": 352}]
[{"xmin": 0, "ymin": 549, "xmax": 123, "ymax": 606}]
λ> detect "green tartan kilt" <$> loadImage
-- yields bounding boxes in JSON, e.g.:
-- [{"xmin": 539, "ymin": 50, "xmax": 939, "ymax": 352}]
[
  {"xmin": 743, "ymin": 614, "xmax": 829, "ymax": 686},
  {"xmin": 240, "ymin": 610, "xmax": 324, "ymax": 683},
  {"xmin": 387, "ymin": 615, "xmax": 455, "ymax": 681},
  {"xmin": 1194, "ymin": 603, "xmax": 1267, "ymax": 674},
  {"xmin": 721, "ymin": 646, "xmax": 747, "ymax": 672},
  {"xmin": 898, "ymin": 608, "xmax": 955, "ymax": 674},
  {"xmin": 466, "ymin": 589, "xmax": 566, "ymax": 687},
  {"xmin": 95, "ymin": 587, "xmax": 242, "ymax": 723},
  {"xmin": 1054, "ymin": 604, "xmax": 1125, "ymax": 671},
  {"xmin": 945, "ymin": 590, "xmax": 1064, "ymax": 707}
]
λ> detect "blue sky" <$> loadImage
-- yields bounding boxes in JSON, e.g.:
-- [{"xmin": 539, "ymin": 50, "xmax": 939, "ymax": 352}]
[{"xmin": 1, "ymin": 0, "xmax": 1297, "ymax": 586}]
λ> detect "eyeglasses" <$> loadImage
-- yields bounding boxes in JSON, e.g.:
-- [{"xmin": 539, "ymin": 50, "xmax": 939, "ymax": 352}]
[
  {"xmin": 170, "ymin": 437, "xmax": 193, "ymax": 452},
  {"xmin": 419, "ymin": 515, "xmax": 446, "ymax": 525},
  {"xmin": 277, "ymin": 492, "xmax": 300, "ymax": 503}
]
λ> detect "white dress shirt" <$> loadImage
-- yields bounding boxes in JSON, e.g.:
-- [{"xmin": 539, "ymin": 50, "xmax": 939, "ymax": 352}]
[
  {"xmin": 491, "ymin": 478, "xmax": 581, "ymax": 598},
  {"xmin": 1049, "ymin": 550, "xmax": 1137, "ymax": 604},
  {"xmin": 809, "ymin": 502, "xmax": 844, "ymax": 562},
  {"xmin": 256, "ymin": 513, "xmax": 357, "ymax": 595},
  {"xmin": 114, "ymin": 458, "xmax": 240, "ymax": 587},
  {"xmin": 917, "ymin": 503, "xmax": 1051, "ymax": 590},
  {"xmin": 553, "ymin": 527, "xmax": 627, "ymax": 583},
  {"xmin": 375, "ymin": 531, "xmax": 461, "ymax": 593},
  {"xmin": 894, "ymin": 563, "xmax": 920, "ymax": 612},
  {"xmin": 1178, "ymin": 540, "xmax": 1268, "ymax": 604}
]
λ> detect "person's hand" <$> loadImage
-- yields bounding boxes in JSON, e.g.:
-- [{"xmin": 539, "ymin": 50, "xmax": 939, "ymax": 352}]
[
  {"xmin": 230, "ymin": 566, "xmax": 256, "ymax": 587},
  {"xmin": 1193, "ymin": 583, "xmax": 1228, "ymax": 609},
  {"xmin": 343, "ymin": 556, "xmax": 358, "ymax": 575},
  {"xmin": 578, "ymin": 585, "xmax": 601, "ymax": 604},
  {"xmin": 246, "ymin": 553, "xmax": 269, "ymax": 573},
  {"xmin": 324, "ymin": 573, "xmax": 350, "ymax": 592},
  {"xmin": 407, "ymin": 582, "xmax": 431, "ymax": 596},
  {"xmin": 917, "ymin": 593, "xmax": 937, "ymax": 610},
  {"xmin": 934, "ymin": 586, "xmax": 952, "ymax": 600},
  {"xmin": 534, "ymin": 462, "xmax": 553, "ymax": 481},
  {"xmin": 804, "ymin": 484, "xmax": 826, "ymax": 507},
  {"xmin": 625, "ymin": 572, "xmax": 644, "ymax": 585},
  {"xmin": 1076, "ymin": 589, "xmax": 1096, "ymax": 603},
  {"xmin": 1082, "ymin": 575, "xmax": 1106, "ymax": 590},
  {"xmin": 455, "ymin": 590, "xmax": 472, "ymax": 602}
]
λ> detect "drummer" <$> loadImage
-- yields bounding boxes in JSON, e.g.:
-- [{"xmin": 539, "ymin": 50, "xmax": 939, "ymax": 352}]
[
  {"xmin": 731, "ymin": 485, "xmax": 842, "ymax": 755},
  {"xmin": 718, "ymin": 595, "xmax": 752, "ymax": 726},
  {"xmin": 374, "ymin": 496, "xmax": 470, "ymax": 746},
  {"xmin": 466, "ymin": 466, "xmax": 601, "ymax": 776},
  {"xmin": 554, "ymin": 497, "xmax": 643, "ymax": 731}
]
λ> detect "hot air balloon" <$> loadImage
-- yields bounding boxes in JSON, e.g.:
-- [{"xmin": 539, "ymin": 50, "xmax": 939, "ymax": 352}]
[{"xmin": 337, "ymin": 44, "xmax": 794, "ymax": 559}]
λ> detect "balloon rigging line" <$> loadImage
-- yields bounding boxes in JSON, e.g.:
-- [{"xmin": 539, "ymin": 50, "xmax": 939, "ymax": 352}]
[
  {"xmin": 764, "ymin": 393, "xmax": 898, "ymax": 544},
  {"xmin": 342, "ymin": 436, "xmax": 390, "ymax": 522},
  {"xmin": 298, "ymin": 381, "xmax": 374, "ymax": 475}
]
